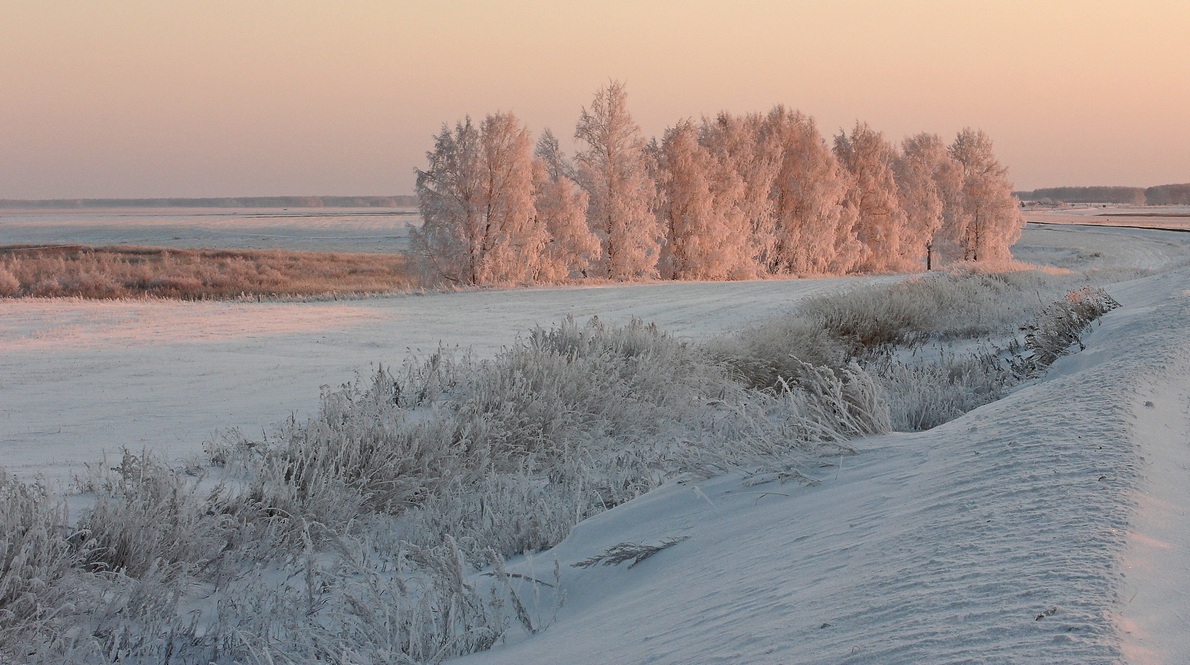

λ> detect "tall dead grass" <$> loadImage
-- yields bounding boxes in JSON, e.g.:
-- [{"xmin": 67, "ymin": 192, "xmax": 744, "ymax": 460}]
[
  {"xmin": 710, "ymin": 267, "xmax": 1117, "ymax": 432},
  {"xmin": 0, "ymin": 245, "xmax": 414, "ymax": 300},
  {"xmin": 0, "ymin": 316, "xmax": 889, "ymax": 663}
]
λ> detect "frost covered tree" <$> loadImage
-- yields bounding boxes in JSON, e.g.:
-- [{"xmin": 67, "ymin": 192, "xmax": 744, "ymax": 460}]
[
  {"xmin": 412, "ymin": 117, "xmax": 483, "ymax": 284},
  {"xmin": 700, "ymin": 112, "xmax": 780, "ymax": 277},
  {"xmin": 655, "ymin": 120, "xmax": 750, "ymax": 280},
  {"xmin": 947, "ymin": 128, "xmax": 1024, "ymax": 262},
  {"xmin": 574, "ymin": 81, "xmax": 661, "ymax": 279},
  {"xmin": 476, "ymin": 113, "xmax": 543, "ymax": 282},
  {"xmin": 415, "ymin": 92, "xmax": 1026, "ymax": 284},
  {"xmin": 531, "ymin": 130, "xmax": 601, "ymax": 281},
  {"xmin": 893, "ymin": 133, "xmax": 964, "ymax": 270},
  {"xmin": 834, "ymin": 122, "xmax": 908, "ymax": 272},
  {"xmin": 764, "ymin": 106, "xmax": 858, "ymax": 274},
  {"xmin": 412, "ymin": 113, "xmax": 540, "ymax": 285},
  {"xmin": 534, "ymin": 128, "xmax": 572, "ymax": 183}
]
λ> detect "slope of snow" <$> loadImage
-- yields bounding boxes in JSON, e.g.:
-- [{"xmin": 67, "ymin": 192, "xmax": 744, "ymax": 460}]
[
  {"xmin": 450, "ymin": 244, "xmax": 1190, "ymax": 664},
  {"xmin": 1111, "ymin": 274, "xmax": 1190, "ymax": 664}
]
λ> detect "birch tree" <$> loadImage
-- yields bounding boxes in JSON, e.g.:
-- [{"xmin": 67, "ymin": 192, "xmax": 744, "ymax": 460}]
[
  {"xmin": 834, "ymin": 122, "xmax": 907, "ymax": 272},
  {"xmin": 477, "ymin": 112, "xmax": 541, "ymax": 283},
  {"xmin": 574, "ymin": 81, "xmax": 660, "ymax": 279},
  {"xmin": 948, "ymin": 128, "xmax": 1024, "ymax": 263},
  {"xmin": 412, "ymin": 113, "xmax": 539, "ymax": 285},
  {"xmin": 532, "ymin": 130, "xmax": 600, "ymax": 281},
  {"xmin": 764, "ymin": 106, "xmax": 858, "ymax": 274},
  {"xmin": 893, "ymin": 132, "xmax": 963, "ymax": 269},
  {"xmin": 700, "ymin": 112, "xmax": 780, "ymax": 277},
  {"xmin": 655, "ymin": 120, "xmax": 750, "ymax": 280},
  {"xmin": 412, "ymin": 117, "xmax": 483, "ymax": 284}
]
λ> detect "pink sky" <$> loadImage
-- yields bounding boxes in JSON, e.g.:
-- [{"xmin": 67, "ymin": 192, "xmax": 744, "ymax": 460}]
[{"xmin": 2, "ymin": 1, "xmax": 1188, "ymax": 198}]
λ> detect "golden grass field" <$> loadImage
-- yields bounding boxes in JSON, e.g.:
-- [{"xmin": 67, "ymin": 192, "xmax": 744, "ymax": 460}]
[{"xmin": 0, "ymin": 245, "xmax": 414, "ymax": 299}]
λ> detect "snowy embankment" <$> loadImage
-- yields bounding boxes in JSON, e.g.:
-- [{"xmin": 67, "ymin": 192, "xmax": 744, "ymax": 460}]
[
  {"xmin": 1, "ymin": 223, "xmax": 1188, "ymax": 662},
  {"xmin": 453, "ymin": 253, "xmax": 1190, "ymax": 664}
]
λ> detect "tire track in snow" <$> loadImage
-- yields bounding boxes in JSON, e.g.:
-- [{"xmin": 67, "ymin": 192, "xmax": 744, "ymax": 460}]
[{"xmin": 1118, "ymin": 348, "xmax": 1190, "ymax": 663}]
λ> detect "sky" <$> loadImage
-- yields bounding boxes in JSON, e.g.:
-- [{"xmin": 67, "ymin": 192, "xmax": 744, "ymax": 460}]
[{"xmin": 2, "ymin": 0, "xmax": 1188, "ymax": 199}]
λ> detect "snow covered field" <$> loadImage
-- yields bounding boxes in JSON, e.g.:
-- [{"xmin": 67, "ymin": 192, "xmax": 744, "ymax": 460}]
[
  {"xmin": 0, "ymin": 207, "xmax": 417, "ymax": 254},
  {"xmin": 1025, "ymin": 204, "xmax": 1190, "ymax": 233},
  {"xmin": 0, "ymin": 275, "xmax": 899, "ymax": 486},
  {"xmin": 2, "ymin": 218, "xmax": 1188, "ymax": 662}
]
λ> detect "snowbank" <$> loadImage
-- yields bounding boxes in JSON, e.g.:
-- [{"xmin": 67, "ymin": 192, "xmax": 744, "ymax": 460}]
[{"xmin": 453, "ymin": 261, "xmax": 1189, "ymax": 664}]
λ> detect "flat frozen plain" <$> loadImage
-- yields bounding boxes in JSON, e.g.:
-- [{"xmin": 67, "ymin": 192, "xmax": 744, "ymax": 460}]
[
  {"xmin": 0, "ymin": 276, "xmax": 899, "ymax": 485},
  {"xmin": 0, "ymin": 206, "xmax": 417, "ymax": 253}
]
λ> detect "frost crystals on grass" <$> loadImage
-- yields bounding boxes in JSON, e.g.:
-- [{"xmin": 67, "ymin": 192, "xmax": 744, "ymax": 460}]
[{"xmin": 571, "ymin": 536, "xmax": 691, "ymax": 570}]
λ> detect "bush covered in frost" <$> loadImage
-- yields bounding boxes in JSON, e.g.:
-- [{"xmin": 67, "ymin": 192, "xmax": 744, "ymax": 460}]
[
  {"xmin": 1015, "ymin": 286, "xmax": 1121, "ymax": 374},
  {"xmin": 712, "ymin": 268, "xmax": 1116, "ymax": 433}
]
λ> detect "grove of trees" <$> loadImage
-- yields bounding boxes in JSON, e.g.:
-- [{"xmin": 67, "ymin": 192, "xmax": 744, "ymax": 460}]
[
  {"xmin": 411, "ymin": 82, "xmax": 1025, "ymax": 285},
  {"xmin": 1142, "ymin": 183, "xmax": 1190, "ymax": 205},
  {"xmin": 1017, "ymin": 184, "xmax": 1190, "ymax": 206}
]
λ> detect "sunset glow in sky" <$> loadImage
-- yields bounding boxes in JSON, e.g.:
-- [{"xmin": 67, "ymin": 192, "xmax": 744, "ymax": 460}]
[{"xmin": 2, "ymin": 1, "xmax": 1188, "ymax": 198}]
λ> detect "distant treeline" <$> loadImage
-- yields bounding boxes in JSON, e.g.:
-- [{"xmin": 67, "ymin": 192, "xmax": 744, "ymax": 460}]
[
  {"xmin": 0, "ymin": 195, "xmax": 418, "ymax": 209},
  {"xmin": 1018, "ymin": 184, "xmax": 1190, "ymax": 205}
]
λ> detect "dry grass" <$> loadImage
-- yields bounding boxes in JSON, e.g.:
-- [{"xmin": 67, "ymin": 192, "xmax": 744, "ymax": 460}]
[{"xmin": 0, "ymin": 245, "xmax": 414, "ymax": 300}]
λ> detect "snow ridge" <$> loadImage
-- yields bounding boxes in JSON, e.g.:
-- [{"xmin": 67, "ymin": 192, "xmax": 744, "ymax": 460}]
[{"xmin": 458, "ymin": 267, "xmax": 1190, "ymax": 664}]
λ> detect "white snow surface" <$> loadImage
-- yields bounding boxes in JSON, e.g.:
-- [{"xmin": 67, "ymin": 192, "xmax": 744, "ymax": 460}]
[
  {"xmin": 0, "ymin": 277, "xmax": 892, "ymax": 486},
  {"xmin": 453, "ymin": 247, "xmax": 1190, "ymax": 664},
  {"xmin": 0, "ymin": 206, "xmax": 417, "ymax": 253},
  {"xmin": 2, "ymin": 218, "xmax": 1189, "ymax": 663}
]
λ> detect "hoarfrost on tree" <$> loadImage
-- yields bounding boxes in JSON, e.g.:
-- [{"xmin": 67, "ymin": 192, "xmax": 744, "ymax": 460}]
[{"xmin": 573, "ymin": 81, "xmax": 662, "ymax": 280}]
